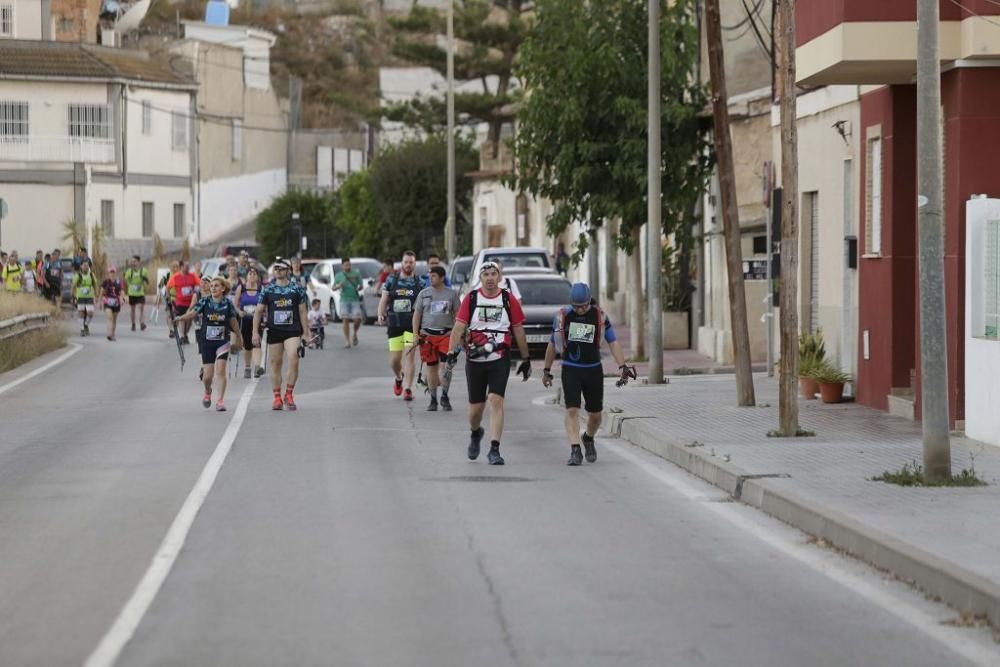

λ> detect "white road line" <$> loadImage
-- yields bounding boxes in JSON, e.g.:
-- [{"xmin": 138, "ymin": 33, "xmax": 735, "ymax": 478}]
[
  {"xmin": 603, "ymin": 439, "xmax": 1000, "ymax": 667},
  {"xmin": 82, "ymin": 380, "xmax": 258, "ymax": 667},
  {"xmin": 0, "ymin": 343, "xmax": 82, "ymax": 396}
]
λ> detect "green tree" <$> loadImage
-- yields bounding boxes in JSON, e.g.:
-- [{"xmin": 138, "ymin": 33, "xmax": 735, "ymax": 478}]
[
  {"xmin": 511, "ymin": 0, "xmax": 712, "ymax": 258},
  {"xmin": 386, "ymin": 1, "xmax": 530, "ymax": 148},
  {"xmin": 256, "ymin": 191, "xmax": 341, "ymax": 263},
  {"xmin": 334, "ymin": 170, "xmax": 380, "ymax": 258}
]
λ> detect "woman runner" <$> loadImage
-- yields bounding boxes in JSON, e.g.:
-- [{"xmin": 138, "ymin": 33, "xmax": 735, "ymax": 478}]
[
  {"xmin": 175, "ymin": 277, "xmax": 243, "ymax": 411},
  {"xmin": 235, "ymin": 267, "xmax": 264, "ymax": 379},
  {"xmin": 99, "ymin": 266, "xmax": 125, "ymax": 341}
]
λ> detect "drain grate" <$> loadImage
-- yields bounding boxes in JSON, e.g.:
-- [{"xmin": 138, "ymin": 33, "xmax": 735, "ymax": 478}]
[{"xmin": 425, "ymin": 475, "xmax": 537, "ymax": 483}]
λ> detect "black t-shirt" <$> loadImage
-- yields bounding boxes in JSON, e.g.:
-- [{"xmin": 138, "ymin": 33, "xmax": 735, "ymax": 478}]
[
  {"xmin": 261, "ymin": 281, "xmax": 306, "ymax": 333},
  {"xmin": 559, "ymin": 306, "xmax": 611, "ymax": 367},
  {"xmin": 384, "ymin": 272, "xmax": 420, "ymax": 330}
]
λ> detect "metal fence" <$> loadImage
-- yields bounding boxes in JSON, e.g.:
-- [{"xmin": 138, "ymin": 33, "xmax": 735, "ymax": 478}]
[{"xmin": 0, "ymin": 313, "xmax": 51, "ymax": 341}]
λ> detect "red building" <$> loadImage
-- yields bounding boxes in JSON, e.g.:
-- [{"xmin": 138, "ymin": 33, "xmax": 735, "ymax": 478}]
[{"xmin": 796, "ymin": 0, "xmax": 1000, "ymax": 424}]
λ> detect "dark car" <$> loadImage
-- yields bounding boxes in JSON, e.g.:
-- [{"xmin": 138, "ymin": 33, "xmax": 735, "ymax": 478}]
[{"xmin": 512, "ymin": 274, "xmax": 572, "ymax": 359}]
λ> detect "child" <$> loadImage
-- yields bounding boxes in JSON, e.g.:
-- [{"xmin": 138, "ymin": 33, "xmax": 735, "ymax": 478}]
[{"xmin": 308, "ymin": 298, "xmax": 325, "ymax": 350}]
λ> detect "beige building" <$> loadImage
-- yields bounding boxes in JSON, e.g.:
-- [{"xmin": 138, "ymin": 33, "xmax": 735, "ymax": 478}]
[{"xmin": 288, "ymin": 128, "xmax": 370, "ymax": 194}]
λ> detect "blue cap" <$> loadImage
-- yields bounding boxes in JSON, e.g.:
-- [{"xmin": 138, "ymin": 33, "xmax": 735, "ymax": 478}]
[{"xmin": 570, "ymin": 282, "xmax": 592, "ymax": 305}]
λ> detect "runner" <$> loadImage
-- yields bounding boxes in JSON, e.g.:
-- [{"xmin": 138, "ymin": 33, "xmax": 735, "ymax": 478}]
[
  {"xmin": 124, "ymin": 255, "xmax": 150, "ymax": 332},
  {"xmin": 99, "ymin": 266, "xmax": 125, "ymax": 341},
  {"xmin": 237, "ymin": 251, "xmax": 251, "ymax": 279},
  {"xmin": 447, "ymin": 261, "xmax": 533, "ymax": 465},
  {"xmin": 412, "ymin": 265, "xmax": 461, "ymax": 412},
  {"xmin": 235, "ymin": 267, "xmax": 265, "ymax": 379},
  {"xmin": 419, "ymin": 253, "xmax": 452, "ymax": 289},
  {"xmin": 192, "ymin": 275, "xmax": 212, "ymax": 380},
  {"xmin": 332, "ymin": 257, "xmax": 364, "ymax": 348},
  {"xmin": 253, "ymin": 259, "xmax": 311, "ymax": 411},
  {"xmin": 541, "ymin": 283, "xmax": 635, "ymax": 465},
  {"xmin": 377, "ymin": 251, "xmax": 421, "ymax": 401},
  {"xmin": 160, "ymin": 260, "xmax": 180, "ymax": 337},
  {"xmin": 72, "ymin": 260, "xmax": 97, "ymax": 336},
  {"xmin": 44, "ymin": 249, "xmax": 64, "ymax": 308},
  {"xmin": 167, "ymin": 261, "xmax": 199, "ymax": 345},
  {"xmin": 2, "ymin": 251, "xmax": 23, "ymax": 292},
  {"xmin": 35, "ymin": 252, "xmax": 47, "ymax": 297},
  {"xmin": 289, "ymin": 257, "xmax": 307, "ymax": 288},
  {"xmin": 175, "ymin": 276, "xmax": 243, "ymax": 411}
]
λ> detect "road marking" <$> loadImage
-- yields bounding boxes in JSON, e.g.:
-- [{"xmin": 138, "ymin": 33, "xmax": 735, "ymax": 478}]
[
  {"xmin": 83, "ymin": 380, "xmax": 258, "ymax": 667},
  {"xmin": 0, "ymin": 343, "xmax": 82, "ymax": 396},
  {"xmin": 603, "ymin": 439, "xmax": 1000, "ymax": 667}
]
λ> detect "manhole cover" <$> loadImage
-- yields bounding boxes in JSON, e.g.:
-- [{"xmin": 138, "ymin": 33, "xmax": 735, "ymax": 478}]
[{"xmin": 425, "ymin": 476, "xmax": 537, "ymax": 483}]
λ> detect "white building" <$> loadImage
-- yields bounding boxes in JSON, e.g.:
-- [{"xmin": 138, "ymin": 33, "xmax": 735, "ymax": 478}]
[{"xmin": 0, "ymin": 39, "xmax": 197, "ymax": 257}]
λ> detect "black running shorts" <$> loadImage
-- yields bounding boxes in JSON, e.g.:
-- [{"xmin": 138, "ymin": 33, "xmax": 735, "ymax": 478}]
[
  {"xmin": 561, "ymin": 365, "xmax": 605, "ymax": 413},
  {"xmin": 466, "ymin": 357, "xmax": 510, "ymax": 403},
  {"xmin": 240, "ymin": 318, "xmax": 260, "ymax": 349},
  {"xmin": 129, "ymin": 295, "xmax": 146, "ymax": 305},
  {"xmin": 201, "ymin": 338, "xmax": 230, "ymax": 365},
  {"xmin": 266, "ymin": 328, "xmax": 302, "ymax": 346}
]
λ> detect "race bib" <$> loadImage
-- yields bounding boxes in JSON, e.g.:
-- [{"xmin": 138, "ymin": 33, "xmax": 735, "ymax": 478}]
[
  {"xmin": 244, "ymin": 305, "xmax": 257, "ymax": 317},
  {"xmin": 181, "ymin": 286, "xmax": 193, "ymax": 296},
  {"xmin": 393, "ymin": 299, "xmax": 412, "ymax": 313},
  {"xmin": 478, "ymin": 306, "xmax": 502, "ymax": 323},
  {"xmin": 78, "ymin": 286, "xmax": 91, "ymax": 296},
  {"xmin": 568, "ymin": 322, "xmax": 596, "ymax": 343},
  {"xmin": 104, "ymin": 297, "xmax": 118, "ymax": 307},
  {"xmin": 273, "ymin": 310, "xmax": 293, "ymax": 325},
  {"xmin": 430, "ymin": 300, "xmax": 449, "ymax": 314},
  {"xmin": 206, "ymin": 325, "xmax": 225, "ymax": 341}
]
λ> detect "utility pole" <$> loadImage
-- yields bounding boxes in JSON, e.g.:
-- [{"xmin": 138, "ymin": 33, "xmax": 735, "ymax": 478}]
[
  {"xmin": 705, "ymin": 0, "xmax": 755, "ymax": 406},
  {"xmin": 647, "ymin": 0, "xmax": 664, "ymax": 383},
  {"xmin": 916, "ymin": 0, "xmax": 951, "ymax": 482},
  {"xmin": 445, "ymin": 0, "xmax": 457, "ymax": 262},
  {"xmin": 776, "ymin": 0, "xmax": 799, "ymax": 434}
]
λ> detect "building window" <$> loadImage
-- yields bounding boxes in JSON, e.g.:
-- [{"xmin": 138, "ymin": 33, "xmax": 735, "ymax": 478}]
[
  {"xmin": 142, "ymin": 202, "xmax": 154, "ymax": 238},
  {"xmin": 171, "ymin": 111, "xmax": 188, "ymax": 151},
  {"xmin": 173, "ymin": 203, "xmax": 185, "ymax": 238},
  {"xmin": 142, "ymin": 101, "xmax": 151, "ymax": 135},
  {"xmin": 68, "ymin": 104, "xmax": 110, "ymax": 139},
  {"xmin": 231, "ymin": 119, "xmax": 242, "ymax": 161},
  {"xmin": 0, "ymin": 4, "xmax": 13, "ymax": 37},
  {"xmin": 101, "ymin": 200, "xmax": 114, "ymax": 237},
  {"xmin": 0, "ymin": 100, "xmax": 28, "ymax": 138},
  {"xmin": 865, "ymin": 131, "xmax": 883, "ymax": 256}
]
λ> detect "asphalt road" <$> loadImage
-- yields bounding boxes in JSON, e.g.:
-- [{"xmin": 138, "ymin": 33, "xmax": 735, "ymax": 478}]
[{"xmin": 0, "ymin": 315, "xmax": 996, "ymax": 667}]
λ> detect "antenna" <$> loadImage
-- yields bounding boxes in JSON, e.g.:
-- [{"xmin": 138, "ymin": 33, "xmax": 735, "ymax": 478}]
[{"xmin": 112, "ymin": 0, "xmax": 150, "ymax": 33}]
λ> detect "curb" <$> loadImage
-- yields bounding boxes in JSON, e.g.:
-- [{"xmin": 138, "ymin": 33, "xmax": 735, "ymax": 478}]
[{"xmin": 606, "ymin": 411, "xmax": 1000, "ymax": 628}]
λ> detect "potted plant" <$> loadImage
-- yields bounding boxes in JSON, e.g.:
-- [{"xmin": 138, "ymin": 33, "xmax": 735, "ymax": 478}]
[
  {"xmin": 798, "ymin": 329, "xmax": 826, "ymax": 399},
  {"xmin": 810, "ymin": 363, "xmax": 852, "ymax": 404}
]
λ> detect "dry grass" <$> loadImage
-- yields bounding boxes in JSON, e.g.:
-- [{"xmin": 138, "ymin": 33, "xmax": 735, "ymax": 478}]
[{"xmin": 0, "ymin": 292, "xmax": 66, "ymax": 373}]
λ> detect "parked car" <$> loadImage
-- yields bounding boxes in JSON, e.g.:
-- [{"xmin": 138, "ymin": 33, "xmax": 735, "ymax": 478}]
[
  {"xmin": 448, "ymin": 255, "xmax": 474, "ymax": 292},
  {"xmin": 510, "ymin": 273, "xmax": 572, "ymax": 359},
  {"xmin": 465, "ymin": 247, "xmax": 554, "ymax": 295},
  {"xmin": 199, "ymin": 256, "xmax": 269, "ymax": 282},
  {"xmin": 309, "ymin": 257, "xmax": 381, "ymax": 321},
  {"xmin": 215, "ymin": 241, "xmax": 259, "ymax": 258},
  {"xmin": 267, "ymin": 259, "xmax": 320, "ymax": 284}
]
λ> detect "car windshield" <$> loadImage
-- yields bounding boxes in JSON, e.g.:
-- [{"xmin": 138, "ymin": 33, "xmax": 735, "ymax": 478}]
[
  {"xmin": 517, "ymin": 279, "xmax": 571, "ymax": 305},
  {"xmin": 352, "ymin": 261, "xmax": 381, "ymax": 279},
  {"xmin": 486, "ymin": 253, "xmax": 550, "ymax": 269},
  {"xmin": 451, "ymin": 258, "xmax": 473, "ymax": 284}
]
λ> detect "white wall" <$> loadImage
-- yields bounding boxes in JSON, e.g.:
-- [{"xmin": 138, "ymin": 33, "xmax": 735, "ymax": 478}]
[
  {"xmin": 965, "ymin": 197, "xmax": 1000, "ymax": 447},
  {"xmin": 199, "ymin": 167, "xmax": 285, "ymax": 242},
  {"xmin": 8, "ymin": 0, "xmax": 44, "ymax": 39},
  {"xmin": 0, "ymin": 184, "xmax": 74, "ymax": 253},
  {"xmin": 88, "ymin": 181, "xmax": 193, "ymax": 241},
  {"xmin": 125, "ymin": 88, "xmax": 193, "ymax": 177}
]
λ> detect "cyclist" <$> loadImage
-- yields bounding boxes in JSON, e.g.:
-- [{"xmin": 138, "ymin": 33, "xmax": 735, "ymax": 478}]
[
  {"xmin": 377, "ymin": 251, "xmax": 421, "ymax": 401},
  {"xmin": 541, "ymin": 283, "xmax": 634, "ymax": 465},
  {"xmin": 167, "ymin": 261, "xmax": 199, "ymax": 345},
  {"xmin": 253, "ymin": 259, "xmax": 311, "ymax": 411},
  {"xmin": 413, "ymin": 265, "xmax": 461, "ymax": 412},
  {"xmin": 72, "ymin": 260, "xmax": 97, "ymax": 336},
  {"xmin": 124, "ymin": 255, "xmax": 150, "ymax": 332},
  {"xmin": 99, "ymin": 265, "xmax": 125, "ymax": 341},
  {"xmin": 44, "ymin": 249, "xmax": 64, "ymax": 308},
  {"xmin": 447, "ymin": 261, "xmax": 532, "ymax": 465},
  {"xmin": 175, "ymin": 276, "xmax": 243, "ymax": 411},
  {"xmin": 235, "ymin": 266, "xmax": 265, "ymax": 379},
  {"xmin": 332, "ymin": 257, "xmax": 364, "ymax": 348}
]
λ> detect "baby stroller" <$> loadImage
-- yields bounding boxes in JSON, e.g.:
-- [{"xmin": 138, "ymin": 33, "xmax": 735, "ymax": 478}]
[{"xmin": 309, "ymin": 322, "xmax": 325, "ymax": 350}]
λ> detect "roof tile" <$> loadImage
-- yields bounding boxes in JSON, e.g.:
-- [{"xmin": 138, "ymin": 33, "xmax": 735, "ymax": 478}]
[{"xmin": 0, "ymin": 40, "xmax": 194, "ymax": 87}]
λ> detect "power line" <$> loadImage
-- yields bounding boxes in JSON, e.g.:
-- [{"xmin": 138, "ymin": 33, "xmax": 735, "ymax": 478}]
[
  {"xmin": 945, "ymin": 0, "xmax": 1000, "ymax": 29},
  {"xmin": 125, "ymin": 96, "xmax": 290, "ymax": 133}
]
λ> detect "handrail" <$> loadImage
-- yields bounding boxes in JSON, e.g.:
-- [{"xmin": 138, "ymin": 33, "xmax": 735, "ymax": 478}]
[{"xmin": 0, "ymin": 313, "xmax": 51, "ymax": 341}]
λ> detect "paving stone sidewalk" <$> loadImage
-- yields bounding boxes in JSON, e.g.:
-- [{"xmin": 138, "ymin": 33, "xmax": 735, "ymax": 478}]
[{"xmin": 597, "ymin": 373, "xmax": 1000, "ymax": 626}]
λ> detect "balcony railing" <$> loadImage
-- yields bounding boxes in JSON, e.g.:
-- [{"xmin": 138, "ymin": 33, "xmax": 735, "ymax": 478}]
[{"xmin": 0, "ymin": 136, "xmax": 116, "ymax": 164}]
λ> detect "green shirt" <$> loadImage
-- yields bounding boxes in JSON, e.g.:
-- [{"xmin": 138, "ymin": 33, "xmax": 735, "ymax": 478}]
[{"xmin": 334, "ymin": 269, "xmax": 363, "ymax": 303}]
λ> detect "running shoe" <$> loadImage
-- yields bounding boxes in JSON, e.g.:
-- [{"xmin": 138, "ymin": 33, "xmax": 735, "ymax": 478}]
[
  {"xmin": 427, "ymin": 398, "xmax": 438, "ymax": 412},
  {"xmin": 468, "ymin": 427, "xmax": 484, "ymax": 460},
  {"xmin": 440, "ymin": 394, "xmax": 452, "ymax": 412},
  {"xmin": 284, "ymin": 392, "xmax": 297, "ymax": 411},
  {"xmin": 352, "ymin": 334, "xmax": 359, "ymax": 347},
  {"xmin": 140, "ymin": 323, "xmax": 147, "ymax": 331},
  {"xmin": 255, "ymin": 366, "xmax": 265, "ymax": 378},
  {"xmin": 582, "ymin": 432, "xmax": 597, "ymax": 463},
  {"xmin": 216, "ymin": 401, "xmax": 227, "ymax": 412},
  {"xmin": 567, "ymin": 445, "xmax": 583, "ymax": 466},
  {"xmin": 393, "ymin": 378, "xmax": 403, "ymax": 396},
  {"xmin": 403, "ymin": 388, "xmax": 413, "ymax": 402},
  {"xmin": 487, "ymin": 446, "xmax": 505, "ymax": 466},
  {"xmin": 131, "ymin": 323, "xmax": 136, "ymax": 332},
  {"xmin": 182, "ymin": 335, "xmax": 190, "ymax": 345},
  {"xmin": 169, "ymin": 330, "xmax": 175, "ymax": 339},
  {"xmin": 244, "ymin": 367, "xmax": 252, "ymax": 379},
  {"xmin": 272, "ymin": 394, "xmax": 283, "ymax": 410},
  {"xmin": 202, "ymin": 393, "xmax": 211, "ymax": 409},
  {"xmin": 107, "ymin": 336, "xmax": 113, "ymax": 341}
]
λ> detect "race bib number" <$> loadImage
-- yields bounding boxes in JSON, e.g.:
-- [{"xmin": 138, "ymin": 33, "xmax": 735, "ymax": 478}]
[
  {"xmin": 393, "ymin": 299, "xmax": 412, "ymax": 313},
  {"xmin": 78, "ymin": 286, "xmax": 91, "ymax": 296},
  {"xmin": 568, "ymin": 322, "xmax": 596, "ymax": 343},
  {"xmin": 273, "ymin": 310, "xmax": 293, "ymax": 325},
  {"xmin": 206, "ymin": 325, "xmax": 225, "ymax": 341},
  {"xmin": 244, "ymin": 305, "xmax": 257, "ymax": 317},
  {"xmin": 104, "ymin": 297, "xmax": 118, "ymax": 307},
  {"xmin": 181, "ymin": 286, "xmax": 193, "ymax": 296},
  {"xmin": 478, "ymin": 306, "xmax": 502, "ymax": 323},
  {"xmin": 430, "ymin": 300, "xmax": 449, "ymax": 314}
]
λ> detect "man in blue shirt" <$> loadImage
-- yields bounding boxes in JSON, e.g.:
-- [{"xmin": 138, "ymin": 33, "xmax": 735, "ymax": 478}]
[
  {"xmin": 419, "ymin": 253, "xmax": 452, "ymax": 289},
  {"xmin": 541, "ymin": 283, "xmax": 635, "ymax": 466}
]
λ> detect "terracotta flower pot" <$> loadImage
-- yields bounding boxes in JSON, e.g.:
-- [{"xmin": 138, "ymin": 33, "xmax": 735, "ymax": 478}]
[
  {"xmin": 818, "ymin": 381, "xmax": 845, "ymax": 404},
  {"xmin": 799, "ymin": 376, "xmax": 819, "ymax": 399}
]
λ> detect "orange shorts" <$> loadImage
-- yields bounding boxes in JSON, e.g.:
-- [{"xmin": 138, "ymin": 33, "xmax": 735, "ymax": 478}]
[{"xmin": 419, "ymin": 333, "xmax": 451, "ymax": 365}]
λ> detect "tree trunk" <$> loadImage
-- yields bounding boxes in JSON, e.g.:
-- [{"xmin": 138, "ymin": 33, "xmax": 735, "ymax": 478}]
[
  {"xmin": 630, "ymin": 226, "xmax": 646, "ymax": 361},
  {"xmin": 777, "ymin": 0, "xmax": 800, "ymax": 435},
  {"xmin": 705, "ymin": 0, "xmax": 755, "ymax": 406}
]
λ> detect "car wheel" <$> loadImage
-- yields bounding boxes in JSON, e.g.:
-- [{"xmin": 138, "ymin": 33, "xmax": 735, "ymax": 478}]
[{"xmin": 330, "ymin": 298, "xmax": 341, "ymax": 323}]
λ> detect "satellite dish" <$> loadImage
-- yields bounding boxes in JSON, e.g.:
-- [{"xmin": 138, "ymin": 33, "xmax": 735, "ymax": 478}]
[{"xmin": 113, "ymin": 0, "xmax": 150, "ymax": 34}]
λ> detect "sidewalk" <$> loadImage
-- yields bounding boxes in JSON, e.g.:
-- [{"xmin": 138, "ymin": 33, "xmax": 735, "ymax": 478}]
[
  {"xmin": 604, "ymin": 324, "xmax": 767, "ymax": 376},
  {"xmin": 596, "ymin": 373, "xmax": 1000, "ymax": 628}
]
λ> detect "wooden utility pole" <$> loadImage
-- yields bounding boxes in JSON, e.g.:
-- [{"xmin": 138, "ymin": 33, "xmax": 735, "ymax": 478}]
[
  {"xmin": 705, "ymin": 0, "xmax": 755, "ymax": 406},
  {"xmin": 776, "ymin": 0, "xmax": 800, "ymax": 435},
  {"xmin": 630, "ymin": 226, "xmax": 646, "ymax": 360}
]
